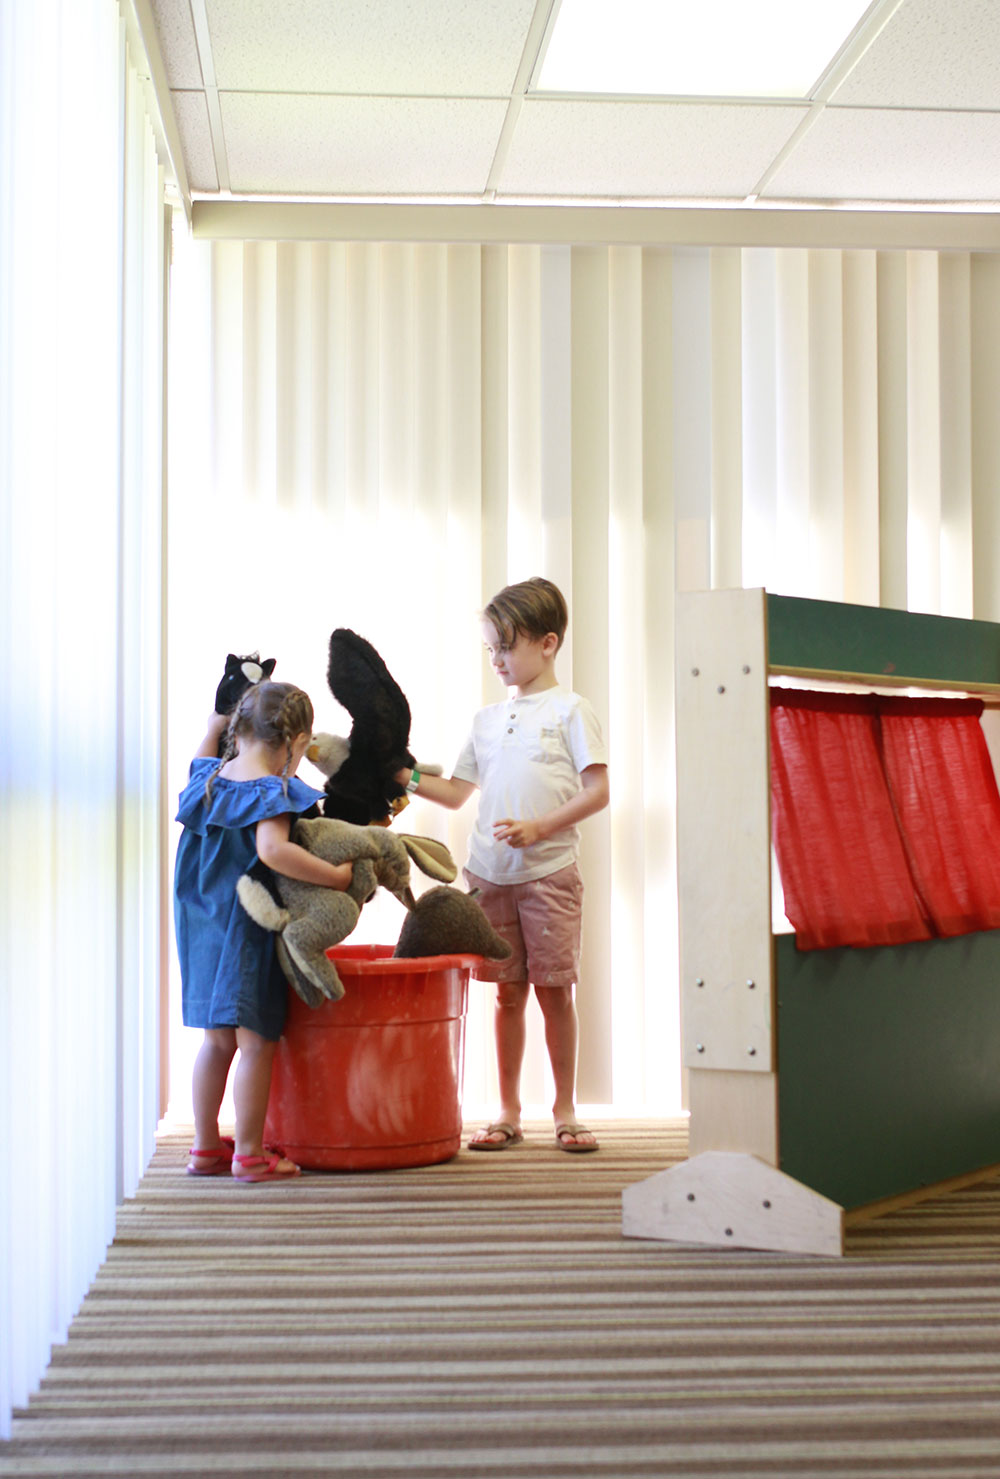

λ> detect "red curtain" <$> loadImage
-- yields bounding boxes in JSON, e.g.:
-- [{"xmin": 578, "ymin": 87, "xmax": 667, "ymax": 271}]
[
  {"xmin": 770, "ymin": 689, "xmax": 1000, "ymax": 950},
  {"xmin": 878, "ymin": 697, "xmax": 1000, "ymax": 937},
  {"xmin": 770, "ymin": 691, "xmax": 931, "ymax": 949}
]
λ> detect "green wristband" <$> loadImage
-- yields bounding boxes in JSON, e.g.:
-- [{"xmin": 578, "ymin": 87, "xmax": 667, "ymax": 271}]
[{"xmin": 406, "ymin": 768, "xmax": 421, "ymax": 794}]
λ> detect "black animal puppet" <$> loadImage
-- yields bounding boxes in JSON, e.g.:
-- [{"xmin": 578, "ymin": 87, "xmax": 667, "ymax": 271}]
[
  {"xmin": 212, "ymin": 651, "xmax": 278, "ymax": 759},
  {"xmin": 317, "ymin": 628, "xmax": 417, "ymax": 826},
  {"xmin": 214, "ymin": 651, "xmax": 277, "ymax": 717}
]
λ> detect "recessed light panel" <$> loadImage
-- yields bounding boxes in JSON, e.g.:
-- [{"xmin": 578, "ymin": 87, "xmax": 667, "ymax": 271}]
[{"xmin": 536, "ymin": 0, "xmax": 875, "ymax": 99}]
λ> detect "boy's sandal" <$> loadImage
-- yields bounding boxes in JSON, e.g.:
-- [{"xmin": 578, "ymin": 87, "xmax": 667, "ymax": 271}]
[
  {"xmin": 231, "ymin": 1150, "xmax": 301, "ymax": 1183},
  {"xmin": 467, "ymin": 1121, "xmax": 524, "ymax": 1151},
  {"xmin": 186, "ymin": 1136, "xmax": 236, "ymax": 1176},
  {"xmin": 555, "ymin": 1123, "xmax": 599, "ymax": 1153}
]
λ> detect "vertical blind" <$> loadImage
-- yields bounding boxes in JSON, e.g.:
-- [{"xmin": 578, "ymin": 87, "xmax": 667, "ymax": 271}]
[
  {"xmin": 0, "ymin": 0, "xmax": 167, "ymax": 1438},
  {"xmin": 166, "ymin": 232, "xmax": 1000, "ymax": 1124}
]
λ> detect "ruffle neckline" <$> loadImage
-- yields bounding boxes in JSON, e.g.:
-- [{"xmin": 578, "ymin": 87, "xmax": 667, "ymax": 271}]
[{"xmin": 177, "ymin": 756, "xmax": 324, "ymax": 833}]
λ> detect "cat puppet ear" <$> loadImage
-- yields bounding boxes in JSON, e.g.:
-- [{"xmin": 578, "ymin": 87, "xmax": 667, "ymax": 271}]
[{"xmin": 214, "ymin": 651, "xmax": 276, "ymax": 715}]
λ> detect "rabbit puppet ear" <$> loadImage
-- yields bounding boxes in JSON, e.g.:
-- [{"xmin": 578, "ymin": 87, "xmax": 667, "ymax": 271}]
[{"xmin": 398, "ymin": 834, "xmax": 458, "ymax": 884}]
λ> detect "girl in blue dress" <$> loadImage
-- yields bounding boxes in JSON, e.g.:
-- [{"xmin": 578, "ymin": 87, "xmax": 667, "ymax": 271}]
[{"xmin": 175, "ymin": 681, "xmax": 353, "ymax": 1183}]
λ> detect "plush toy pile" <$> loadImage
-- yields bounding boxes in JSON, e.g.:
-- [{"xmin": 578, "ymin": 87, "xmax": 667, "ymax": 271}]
[{"xmin": 237, "ymin": 816, "xmax": 510, "ymax": 1006}]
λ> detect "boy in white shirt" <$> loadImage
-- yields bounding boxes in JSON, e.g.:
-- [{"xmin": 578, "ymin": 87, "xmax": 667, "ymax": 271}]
[{"xmin": 398, "ymin": 577, "xmax": 609, "ymax": 1152}]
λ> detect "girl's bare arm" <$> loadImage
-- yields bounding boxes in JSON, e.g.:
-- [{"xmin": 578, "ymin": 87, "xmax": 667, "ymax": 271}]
[
  {"xmin": 256, "ymin": 815, "xmax": 353, "ymax": 890},
  {"xmin": 195, "ymin": 711, "xmax": 229, "ymax": 758}
]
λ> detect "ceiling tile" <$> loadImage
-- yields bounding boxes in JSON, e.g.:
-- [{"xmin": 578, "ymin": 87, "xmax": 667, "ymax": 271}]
[
  {"xmin": 171, "ymin": 90, "xmax": 218, "ymax": 192},
  {"xmin": 220, "ymin": 93, "xmax": 509, "ymax": 196},
  {"xmin": 762, "ymin": 108, "xmax": 1000, "ymax": 203},
  {"xmin": 205, "ymin": 0, "xmax": 537, "ymax": 95},
  {"xmin": 498, "ymin": 101, "xmax": 809, "ymax": 200},
  {"xmin": 832, "ymin": 0, "xmax": 1000, "ymax": 109},
  {"xmin": 148, "ymin": 0, "xmax": 203, "ymax": 89}
]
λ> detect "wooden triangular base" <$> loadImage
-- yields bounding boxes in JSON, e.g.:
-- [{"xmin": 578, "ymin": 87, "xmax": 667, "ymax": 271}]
[{"xmin": 622, "ymin": 1151, "xmax": 844, "ymax": 1257}]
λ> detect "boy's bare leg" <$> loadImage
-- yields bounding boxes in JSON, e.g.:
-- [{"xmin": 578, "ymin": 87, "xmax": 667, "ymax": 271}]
[
  {"xmin": 537, "ymin": 985, "xmax": 597, "ymax": 1149},
  {"xmin": 469, "ymin": 980, "xmax": 530, "ymax": 1145}
]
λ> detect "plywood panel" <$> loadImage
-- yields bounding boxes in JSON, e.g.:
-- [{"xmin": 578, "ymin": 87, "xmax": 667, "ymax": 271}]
[
  {"xmin": 622, "ymin": 1151, "xmax": 844, "ymax": 1257},
  {"xmin": 776, "ymin": 930, "xmax": 1000, "ymax": 1209},
  {"xmin": 688, "ymin": 1067, "xmax": 778, "ymax": 1165},
  {"xmin": 676, "ymin": 588, "xmax": 773, "ymax": 1071}
]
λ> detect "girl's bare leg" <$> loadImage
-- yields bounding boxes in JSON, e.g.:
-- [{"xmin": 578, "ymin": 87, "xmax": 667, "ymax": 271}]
[
  {"xmin": 233, "ymin": 1027, "xmax": 297, "ymax": 1171},
  {"xmin": 191, "ymin": 1028, "xmax": 237, "ymax": 1150}
]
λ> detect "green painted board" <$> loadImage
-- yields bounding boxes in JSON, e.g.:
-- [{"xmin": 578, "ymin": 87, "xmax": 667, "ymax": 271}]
[
  {"xmin": 766, "ymin": 594, "xmax": 1000, "ymax": 688},
  {"xmin": 776, "ymin": 931, "xmax": 1000, "ymax": 1210}
]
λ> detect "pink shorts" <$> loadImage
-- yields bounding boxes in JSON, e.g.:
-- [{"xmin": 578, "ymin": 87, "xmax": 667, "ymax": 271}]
[{"xmin": 463, "ymin": 864, "xmax": 584, "ymax": 988}]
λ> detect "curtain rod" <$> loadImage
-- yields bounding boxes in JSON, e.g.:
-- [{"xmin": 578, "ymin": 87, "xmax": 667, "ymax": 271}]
[{"xmin": 770, "ymin": 665, "xmax": 1000, "ymax": 702}]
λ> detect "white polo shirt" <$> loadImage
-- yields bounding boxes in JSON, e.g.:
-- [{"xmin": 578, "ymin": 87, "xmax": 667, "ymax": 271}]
[{"xmin": 453, "ymin": 685, "xmax": 608, "ymax": 884}]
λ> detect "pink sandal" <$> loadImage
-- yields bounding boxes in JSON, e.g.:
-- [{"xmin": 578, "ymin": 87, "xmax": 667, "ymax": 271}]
[
  {"xmin": 232, "ymin": 1150, "xmax": 301, "ymax": 1183},
  {"xmin": 186, "ymin": 1136, "xmax": 235, "ymax": 1177}
]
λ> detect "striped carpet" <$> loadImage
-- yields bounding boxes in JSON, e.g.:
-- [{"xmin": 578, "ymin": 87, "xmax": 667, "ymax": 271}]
[{"xmin": 5, "ymin": 1118, "xmax": 1000, "ymax": 1477}]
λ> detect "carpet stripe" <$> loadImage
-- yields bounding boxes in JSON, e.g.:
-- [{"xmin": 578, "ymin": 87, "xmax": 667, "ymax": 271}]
[{"xmin": 4, "ymin": 1119, "xmax": 1000, "ymax": 1477}]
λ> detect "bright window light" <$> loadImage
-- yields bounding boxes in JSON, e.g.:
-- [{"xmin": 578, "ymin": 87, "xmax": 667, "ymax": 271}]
[{"xmin": 536, "ymin": 0, "xmax": 875, "ymax": 99}]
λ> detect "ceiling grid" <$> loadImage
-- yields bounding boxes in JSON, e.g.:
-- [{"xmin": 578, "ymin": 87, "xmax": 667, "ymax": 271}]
[{"xmin": 135, "ymin": 0, "xmax": 1000, "ymax": 232}]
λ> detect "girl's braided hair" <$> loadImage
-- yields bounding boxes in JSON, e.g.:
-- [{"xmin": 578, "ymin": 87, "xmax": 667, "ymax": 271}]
[{"xmin": 205, "ymin": 681, "xmax": 314, "ymax": 799}]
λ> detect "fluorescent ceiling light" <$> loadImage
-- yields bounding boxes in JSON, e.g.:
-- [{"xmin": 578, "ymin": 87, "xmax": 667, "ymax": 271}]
[{"xmin": 536, "ymin": 0, "xmax": 875, "ymax": 99}]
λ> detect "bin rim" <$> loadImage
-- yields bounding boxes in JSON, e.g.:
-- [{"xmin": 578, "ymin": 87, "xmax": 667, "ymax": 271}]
[{"xmin": 327, "ymin": 943, "xmax": 485, "ymax": 975}]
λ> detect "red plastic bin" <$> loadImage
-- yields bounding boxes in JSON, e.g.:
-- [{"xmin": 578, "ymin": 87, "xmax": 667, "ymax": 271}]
[{"xmin": 264, "ymin": 943, "xmax": 478, "ymax": 1170}]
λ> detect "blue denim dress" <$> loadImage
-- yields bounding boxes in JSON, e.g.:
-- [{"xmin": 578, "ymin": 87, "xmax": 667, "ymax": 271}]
[{"xmin": 174, "ymin": 757, "xmax": 324, "ymax": 1040}]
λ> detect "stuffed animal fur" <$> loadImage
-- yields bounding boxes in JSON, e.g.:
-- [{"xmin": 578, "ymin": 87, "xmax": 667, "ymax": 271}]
[
  {"xmin": 237, "ymin": 816, "xmax": 458, "ymax": 1006},
  {"xmin": 308, "ymin": 729, "xmax": 441, "ymax": 827},
  {"xmin": 393, "ymin": 886, "xmax": 512, "ymax": 963},
  {"xmin": 214, "ymin": 651, "xmax": 278, "ymax": 760},
  {"xmin": 319, "ymin": 629, "xmax": 417, "ymax": 825},
  {"xmin": 214, "ymin": 652, "xmax": 276, "ymax": 715}
]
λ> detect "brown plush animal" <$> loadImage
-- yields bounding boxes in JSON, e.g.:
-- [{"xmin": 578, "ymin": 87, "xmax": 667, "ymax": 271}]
[{"xmin": 393, "ymin": 886, "xmax": 512, "ymax": 963}]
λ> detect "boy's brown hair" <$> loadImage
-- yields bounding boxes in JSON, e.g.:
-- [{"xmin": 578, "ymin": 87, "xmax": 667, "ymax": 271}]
[{"xmin": 483, "ymin": 577, "xmax": 568, "ymax": 652}]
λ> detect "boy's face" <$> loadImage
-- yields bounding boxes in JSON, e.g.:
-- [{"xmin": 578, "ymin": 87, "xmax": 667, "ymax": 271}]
[{"xmin": 481, "ymin": 620, "xmax": 558, "ymax": 696}]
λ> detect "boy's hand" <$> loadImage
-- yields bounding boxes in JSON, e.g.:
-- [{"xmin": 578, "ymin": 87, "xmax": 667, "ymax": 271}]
[{"xmin": 493, "ymin": 817, "xmax": 544, "ymax": 849}]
